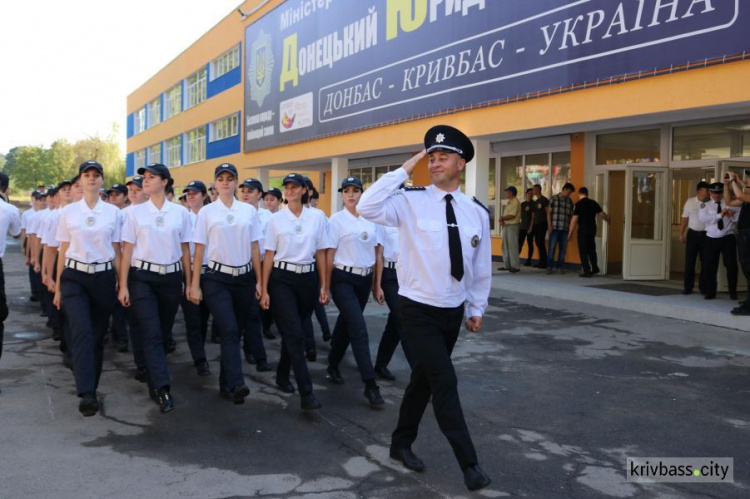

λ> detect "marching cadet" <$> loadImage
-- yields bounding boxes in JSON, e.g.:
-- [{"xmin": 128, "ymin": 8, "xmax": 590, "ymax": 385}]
[
  {"xmin": 180, "ymin": 180, "xmax": 211, "ymax": 376},
  {"xmin": 260, "ymin": 173, "xmax": 328, "ymax": 411},
  {"xmin": 21, "ymin": 191, "xmax": 42, "ymax": 303},
  {"xmin": 27, "ymin": 190, "xmax": 49, "ymax": 318},
  {"xmin": 259, "ymin": 188, "xmax": 283, "ymax": 339},
  {"xmin": 0, "ymin": 172, "xmax": 22, "ymax": 384},
  {"xmin": 699, "ymin": 182, "xmax": 740, "ymax": 300},
  {"xmin": 119, "ymin": 164, "xmax": 192, "ymax": 413},
  {"xmin": 357, "ymin": 126, "xmax": 493, "ymax": 491},
  {"xmin": 53, "ymin": 161, "xmax": 122, "ymax": 417},
  {"xmin": 325, "ymin": 177, "xmax": 384, "ymax": 406},
  {"xmin": 36, "ymin": 186, "xmax": 59, "ymax": 328},
  {"xmin": 41, "ymin": 181, "xmax": 73, "ymax": 342},
  {"xmin": 372, "ymin": 222, "xmax": 413, "ymax": 381},
  {"xmin": 106, "ymin": 183, "xmax": 130, "ymax": 352},
  {"xmin": 188, "ymin": 163, "xmax": 262, "ymax": 405}
]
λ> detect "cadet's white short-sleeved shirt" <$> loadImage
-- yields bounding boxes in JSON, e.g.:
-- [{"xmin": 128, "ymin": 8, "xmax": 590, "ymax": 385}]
[
  {"xmin": 56, "ymin": 199, "xmax": 122, "ymax": 263},
  {"xmin": 121, "ymin": 199, "xmax": 192, "ymax": 265}
]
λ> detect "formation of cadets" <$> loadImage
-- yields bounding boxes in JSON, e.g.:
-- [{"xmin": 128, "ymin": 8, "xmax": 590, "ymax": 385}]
[{"xmin": 12, "ymin": 125, "xmax": 496, "ymax": 491}]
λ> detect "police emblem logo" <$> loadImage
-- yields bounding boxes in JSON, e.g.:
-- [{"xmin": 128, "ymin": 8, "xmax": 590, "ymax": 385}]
[
  {"xmin": 525, "ymin": 206, "xmax": 530, "ymax": 211},
  {"xmin": 701, "ymin": 203, "xmax": 706, "ymax": 208},
  {"xmin": 295, "ymin": 225, "xmax": 303, "ymax": 234},
  {"xmin": 155, "ymin": 215, "xmax": 165, "ymax": 227},
  {"xmin": 226, "ymin": 214, "xmax": 235, "ymax": 224},
  {"xmin": 361, "ymin": 231, "xmax": 368, "ymax": 241},
  {"xmin": 248, "ymin": 29, "xmax": 274, "ymax": 108},
  {"xmin": 537, "ymin": 203, "xmax": 542, "ymax": 209},
  {"xmin": 85, "ymin": 216, "xmax": 96, "ymax": 227},
  {"xmin": 436, "ymin": 133, "xmax": 445, "ymax": 143},
  {"xmin": 471, "ymin": 235, "xmax": 479, "ymax": 248}
]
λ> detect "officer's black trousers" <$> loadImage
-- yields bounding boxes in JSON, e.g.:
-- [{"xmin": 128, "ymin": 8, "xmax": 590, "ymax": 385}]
[
  {"xmin": 242, "ymin": 286, "xmax": 268, "ymax": 362},
  {"xmin": 577, "ymin": 224, "xmax": 598, "ymax": 274},
  {"xmin": 704, "ymin": 235, "xmax": 738, "ymax": 297},
  {"xmin": 391, "ymin": 297, "xmax": 478, "ymax": 471},
  {"xmin": 328, "ymin": 268, "xmax": 376, "ymax": 383},
  {"xmin": 738, "ymin": 229, "xmax": 750, "ymax": 306},
  {"xmin": 60, "ymin": 268, "xmax": 116, "ymax": 396},
  {"xmin": 375, "ymin": 267, "xmax": 413, "ymax": 369},
  {"xmin": 684, "ymin": 229, "xmax": 707, "ymax": 294},
  {"xmin": 532, "ymin": 225, "xmax": 548, "ymax": 265},
  {"xmin": 181, "ymin": 296, "xmax": 209, "ymax": 364},
  {"xmin": 518, "ymin": 228, "xmax": 533, "ymax": 263},
  {"xmin": 128, "ymin": 269, "xmax": 182, "ymax": 391},
  {"xmin": 269, "ymin": 268, "xmax": 317, "ymax": 397},
  {"xmin": 202, "ymin": 270, "xmax": 254, "ymax": 391},
  {"xmin": 0, "ymin": 258, "xmax": 6, "ymax": 361}
]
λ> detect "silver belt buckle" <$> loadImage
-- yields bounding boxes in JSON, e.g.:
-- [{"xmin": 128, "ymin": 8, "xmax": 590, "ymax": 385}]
[
  {"xmin": 159, "ymin": 265, "xmax": 167, "ymax": 275},
  {"xmin": 232, "ymin": 266, "xmax": 240, "ymax": 277},
  {"xmin": 295, "ymin": 265, "xmax": 303, "ymax": 274}
]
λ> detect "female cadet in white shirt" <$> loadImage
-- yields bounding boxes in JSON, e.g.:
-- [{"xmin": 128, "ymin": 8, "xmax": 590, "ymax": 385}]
[
  {"xmin": 260, "ymin": 173, "xmax": 329, "ymax": 411},
  {"xmin": 54, "ymin": 161, "xmax": 122, "ymax": 417},
  {"xmin": 325, "ymin": 177, "xmax": 384, "ymax": 406},
  {"xmin": 118, "ymin": 163, "xmax": 192, "ymax": 413},
  {"xmin": 188, "ymin": 163, "xmax": 262, "ymax": 405}
]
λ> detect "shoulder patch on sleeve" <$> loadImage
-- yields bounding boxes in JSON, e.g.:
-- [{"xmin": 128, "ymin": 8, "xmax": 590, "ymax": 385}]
[
  {"xmin": 403, "ymin": 186, "xmax": 426, "ymax": 192},
  {"xmin": 472, "ymin": 196, "xmax": 490, "ymax": 214}
]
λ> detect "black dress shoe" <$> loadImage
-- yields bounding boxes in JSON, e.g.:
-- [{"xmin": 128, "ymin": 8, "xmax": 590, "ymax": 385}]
[
  {"xmin": 195, "ymin": 360, "xmax": 211, "ymax": 377},
  {"xmin": 375, "ymin": 365, "xmax": 396, "ymax": 381},
  {"xmin": 578, "ymin": 272, "xmax": 592, "ymax": 278},
  {"xmin": 256, "ymin": 360, "xmax": 273, "ymax": 372},
  {"xmin": 156, "ymin": 387, "xmax": 174, "ymax": 414},
  {"xmin": 263, "ymin": 327, "xmax": 276, "ymax": 340},
  {"xmin": 301, "ymin": 393, "xmax": 322, "ymax": 411},
  {"xmin": 245, "ymin": 355, "xmax": 257, "ymax": 365},
  {"xmin": 730, "ymin": 293, "xmax": 738, "ymax": 301},
  {"xmin": 731, "ymin": 305, "xmax": 750, "ymax": 316},
  {"xmin": 591, "ymin": 267, "xmax": 601, "ymax": 275},
  {"xmin": 322, "ymin": 330, "xmax": 332, "ymax": 342},
  {"xmin": 704, "ymin": 294, "xmax": 716, "ymax": 300},
  {"xmin": 134, "ymin": 368, "xmax": 148, "ymax": 383},
  {"xmin": 164, "ymin": 339, "xmax": 176, "ymax": 354},
  {"xmin": 306, "ymin": 349, "xmax": 317, "ymax": 362},
  {"xmin": 229, "ymin": 385, "xmax": 250, "ymax": 405},
  {"xmin": 524, "ymin": 261, "xmax": 532, "ymax": 267},
  {"xmin": 389, "ymin": 448, "xmax": 425, "ymax": 472},
  {"xmin": 364, "ymin": 386, "xmax": 385, "ymax": 407},
  {"xmin": 29, "ymin": 294, "xmax": 39, "ymax": 302},
  {"xmin": 327, "ymin": 366, "xmax": 344, "ymax": 385},
  {"xmin": 275, "ymin": 378, "xmax": 295, "ymax": 394},
  {"xmin": 52, "ymin": 330, "xmax": 62, "ymax": 341},
  {"xmin": 463, "ymin": 464, "xmax": 491, "ymax": 491},
  {"xmin": 79, "ymin": 394, "xmax": 99, "ymax": 417}
]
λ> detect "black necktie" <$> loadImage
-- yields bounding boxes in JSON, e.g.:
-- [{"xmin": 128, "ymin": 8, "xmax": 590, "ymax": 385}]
[
  {"xmin": 445, "ymin": 194, "xmax": 464, "ymax": 281},
  {"xmin": 717, "ymin": 201, "xmax": 724, "ymax": 231}
]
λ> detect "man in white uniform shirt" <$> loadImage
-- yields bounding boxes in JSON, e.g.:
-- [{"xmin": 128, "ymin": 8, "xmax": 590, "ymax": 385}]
[
  {"xmin": 357, "ymin": 125, "xmax": 492, "ymax": 492},
  {"xmin": 679, "ymin": 181, "xmax": 710, "ymax": 295},
  {"xmin": 0, "ymin": 172, "xmax": 22, "ymax": 384}
]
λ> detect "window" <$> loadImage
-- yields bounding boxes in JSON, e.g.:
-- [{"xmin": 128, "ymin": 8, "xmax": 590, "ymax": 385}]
[
  {"xmin": 347, "ymin": 164, "xmax": 401, "ymax": 189},
  {"xmin": 134, "ymin": 107, "xmax": 146, "ymax": 134},
  {"xmin": 184, "ymin": 68, "xmax": 207, "ymax": 109},
  {"xmin": 673, "ymin": 120, "xmax": 750, "ymax": 160},
  {"xmin": 148, "ymin": 143, "xmax": 161, "ymax": 165},
  {"xmin": 134, "ymin": 149, "xmax": 146, "ymax": 172},
  {"xmin": 211, "ymin": 45, "xmax": 240, "ymax": 80},
  {"xmin": 185, "ymin": 127, "xmax": 206, "ymax": 164},
  {"xmin": 550, "ymin": 151, "xmax": 571, "ymax": 195},
  {"xmin": 164, "ymin": 84, "xmax": 181, "ymax": 120},
  {"xmin": 209, "ymin": 114, "xmax": 239, "ymax": 142},
  {"xmin": 165, "ymin": 135, "xmax": 182, "ymax": 168},
  {"xmin": 596, "ymin": 129, "xmax": 661, "ymax": 165},
  {"xmin": 147, "ymin": 97, "xmax": 161, "ymax": 128}
]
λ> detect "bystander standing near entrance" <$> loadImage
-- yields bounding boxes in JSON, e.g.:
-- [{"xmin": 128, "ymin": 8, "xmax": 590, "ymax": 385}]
[
  {"xmin": 568, "ymin": 187, "xmax": 610, "ymax": 277},
  {"xmin": 724, "ymin": 172, "xmax": 750, "ymax": 316},
  {"xmin": 546, "ymin": 183, "xmax": 575, "ymax": 274},
  {"xmin": 499, "ymin": 186, "xmax": 521, "ymax": 272}
]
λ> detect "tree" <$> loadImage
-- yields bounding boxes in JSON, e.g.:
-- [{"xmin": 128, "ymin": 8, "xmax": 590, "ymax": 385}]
[
  {"xmin": 73, "ymin": 124, "xmax": 125, "ymax": 185},
  {"xmin": 0, "ymin": 153, "xmax": 5, "ymax": 171},
  {"xmin": 7, "ymin": 146, "xmax": 49, "ymax": 190},
  {"xmin": 47, "ymin": 140, "xmax": 77, "ymax": 181}
]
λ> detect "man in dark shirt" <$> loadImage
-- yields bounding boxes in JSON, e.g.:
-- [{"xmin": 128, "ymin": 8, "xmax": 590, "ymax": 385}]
[
  {"xmin": 519, "ymin": 189, "xmax": 535, "ymax": 266},
  {"xmin": 725, "ymin": 172, "xmax": 750, "ymax": 315},
  {"xmin": 531, "ymin": 184, "xmax": 549, "ymax": 268},
  {"xmin": 568, "ymin": 187, "xmax": 610, "ymax": 277}
]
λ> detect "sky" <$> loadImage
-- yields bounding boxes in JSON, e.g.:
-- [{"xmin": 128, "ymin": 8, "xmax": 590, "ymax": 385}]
[{"xmin": 0, "ymin": 0, "xmax": 243, "ymax": 155}]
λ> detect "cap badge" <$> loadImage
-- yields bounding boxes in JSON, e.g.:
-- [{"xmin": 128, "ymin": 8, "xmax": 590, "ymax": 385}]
[
  {"xmin": 85, "ymin": 216, "xmax": 96, "ymax": 227},
  {"xmin": 361, "ymin": 231, "xmax": 368, "ymax": 241},
  {"xmin": 436, "ymin": 133, "xmax": 445, "ymax": 144},
  {"xmin": 471, "ymin": 235, "xmax": 479, "ymax": 248}
]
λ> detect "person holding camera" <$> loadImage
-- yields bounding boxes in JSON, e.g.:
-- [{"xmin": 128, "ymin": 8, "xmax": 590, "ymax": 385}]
[
  {"xmin": 698, "ymin": 182, "xmax": 740, "ymax": 301},
  {"xmin": 724, "ymin": 172, "xmax": 750, "ymax": 315}
]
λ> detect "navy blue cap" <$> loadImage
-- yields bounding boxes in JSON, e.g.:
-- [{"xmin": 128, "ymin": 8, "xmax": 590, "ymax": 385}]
[
  {"xmin": 79, "ymin": 160, "xmax": 104, "ymax": 175},
  {"xmin": 240, "ymin": 178, "xmax": 264, "ymax": 192},
  {"xmin": 424, "ymin": 125, "xmax": 474, "ymax": 163},
  {"xmin": 137, "ymin": 163, "xmax": 171, "ymax": 180},
  {"xmin": 57, "ymin": 179, "xmax": 72, "ymax": 189},
  {"xmin": 263, "ymin": 187, "xmax": 282, "ymax": 199},
  {"xmin": 504, "ymin": 185, "xmax": 518, "ymax": 195},
  {"xmin": 302, "ymin": 176, "xmax": 315, "ymax": 190},
  {"xmin": 709, "ymin": 182, "xmax": 724, "ymax": 193},
  {"xmin": 282, "ymin": 173, "xmax": 305, "ymax": 187},
  {"xmin": 338, "ymin": 176, "xmax": 363, "ymax": 192},
  {"xmin": 47, "ymin": 186, "xmax": 58, "ymax": 196},
  {"xmin": 214, "ymin": 163, "xmax": 238, "ymax": 178},
  {"xmin": 182, "ymin": 180, "xmax": 207, "ymax": 194},
  {"xmin": 126, "ymin": 176, "xmax": 144, "ymax": 187},
  {"xmin": 107, "ymin": 183, "xmax": 128, "ymax": 195},
  {"xmin": 70, "ymin": 175, "xmax": 80, "ymax": 185}
]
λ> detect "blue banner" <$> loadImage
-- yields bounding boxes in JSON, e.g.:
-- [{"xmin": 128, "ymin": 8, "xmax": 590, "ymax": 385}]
[{"xmin": 244, "ymin": 0, "xmax": 748, "ymax": 151}]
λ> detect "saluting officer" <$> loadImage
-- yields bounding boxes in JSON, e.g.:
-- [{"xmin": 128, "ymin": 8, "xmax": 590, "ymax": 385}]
[
  {"xmin": 119, "ymin": 163, "xmax": 192, "ymax": 413},
  {"xmin": 188, "ymin": 163, "xmax": 262, "ymax": 405},
  {"xmin": 698, "ymin": 182, "xmax": 740, "ymax": 300},
  {"xmin": 358, "ymin": 125, "xmax": 493, "ymax": 492},
  {"xmin": 53, "ymin": 161, "xmax": 122, "ymax": 417},
  {"xmin": 325, "ymin": 176, "xmax": 384, "ymax": 407},
  {"xmin": 260, "ymin": 173, "xmax": 329, "ymax": 411},
  {"xmin": 0, "ymin": 172, "xmax": 22, "ymax": 379}
]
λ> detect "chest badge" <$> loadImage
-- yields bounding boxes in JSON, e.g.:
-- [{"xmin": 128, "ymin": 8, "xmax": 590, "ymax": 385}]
[
  {"xmin": 700, "ymin": 203, "xmax": 706, "ymax": 208},
  {"xmin": 295, "ymin": 225, "xmax": 303, "ymax": 234},
  {"xmin": 536, "ymin": 203, "xmax": 542, "ymax": 209},
  {"xmin": 85, "ymin": 216, "xmax": 96, "ymax": 227},
  {"xmin": 226, "ymin": 214, "xmax": 235, "ymax": 224},
  {"xmin": 155, "ymin": 215, "xmax": 165, "ymax": 227},
  {"xmin": 361, "ymin": 231, "xmax": 368, "ymax": 241},
  {"xmin": 471, "ymin": 235, "xmax": 479, "ymax": 248}
]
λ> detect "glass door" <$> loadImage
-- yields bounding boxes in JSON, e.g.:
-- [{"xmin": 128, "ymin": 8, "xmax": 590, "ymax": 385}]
[
  {"xmin": 623, "ymin": 167, "xmax": 669, "ymax": 280},
  {"xmin": 593, "ymin": 172, "xmax": 608, "ymax": 275}
]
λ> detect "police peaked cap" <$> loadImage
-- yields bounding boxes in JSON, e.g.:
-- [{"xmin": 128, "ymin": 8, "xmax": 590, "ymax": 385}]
[{"xmin": 424, "ymin": 125, "xmax": 474, "ymax": 163}]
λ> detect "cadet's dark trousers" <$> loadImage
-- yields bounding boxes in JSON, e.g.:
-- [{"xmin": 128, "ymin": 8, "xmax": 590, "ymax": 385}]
[
  {"xmin": 738, "ymin": 229, "xmax": 750, "ymax": 306},
  {"xmin": 392, "ymin": 296, "xmax": 478, "ymax": 471},
  {"xmin": 703, "ymin": 235, "xmax": 738, "ymax": 297},
  {"xmin": 128, "ymin": 269, "xmax": 181, "ymax": 391},
  {"xmin": 0, "ymin": 259, "xmax": 6, "ymax": 361},
  {"xmin": 111, "ymin": 302, "xmax": 128, "ymax": 346},
  {"xmin": 269, "ymin": 268, "xmax": 317, "ymax": 397},
  {"xmin": 577, "ymin": 224, "xmax": 598, "ymax": 274},
  {"xmin": 684, "ymin": 229, "xmax": 707, "ymax": 294},
  {"xmin": 202, "ymin": 270, "xmax": 254, "ymax": 391},
  {"xmin": 128, "ymin": 307, "xmax": 146, "ymax": 371},
  {"xmin": 301, "ymin": 302, "xmax": 331, "ymax": 351},
  {"xmin": 181, "ymin": 296, "xmax": 210, "ymax": 364},
  {"xmin": 375, "ymin": 267, "xmax": 413, "ymax": 369},
  {"xmin": 243, "ymin": 287, "xmax": 268, "ymax": 362},
  {"xmin": 60, "ymin": 267, "xmax": 117, "ymax": 396},
  {"xmin": 28, "ymin": 261, "xmax": 39, "ymax": 299},
  {"xmin": 34, "ymin": 250, "xmax": 47, "ymax": 314},
  {"xmin": 533, "ymin": 225, "xmax": 548, "ymax": 266},
  {"xmin": 328, "ymin": 268, "xmax": 376, "ymax": 383},
  {"xmin": 519, "ymin": 228, "xmax": 533, "ymax": 263}
]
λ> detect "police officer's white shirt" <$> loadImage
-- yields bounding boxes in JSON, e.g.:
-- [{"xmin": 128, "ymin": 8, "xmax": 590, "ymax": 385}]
[
  {"xmin": 40, "ymin": 209, "xmax": 62, "ymax": 248},
  {"xmin": 265, "ymin": 206, "xmax": 329, "ymax": 265},
  {"xmin": 327, "ymin": 209, "xmax": 381, "ymax": 268},
  {"xmin": 21, "ymin": 208, "xmax": 36, "ymax": 231},
  {"xmin": 698, "ymin": 198, "xmax": 741, "ymax": 238},
  {"xmin": 682, "ymin": 196, "xmax": 706, "ymax": 232},
  {"xmin": 187, "ymin": 211, "xmax": 209, "ymax": 266},
  {"xmin": 380, "ymin": 224, "xmax": 400, "ymax": 263},
  {"xmin": 27, "ymin": 208, "xmax": 49, "ymax": 235},
  {"xmin": 358, "ymin": 167, "xmax": 492, "ymax": 318},
  {"xmin": 193, "ymin": 198, "xmax": 261, "ymax": 267},
  {"xmin": 121, "ymin": 199, "xmax": 192, "ymax": 265},
  {"xmin": 56, "ymin": 198, "xmax": 122, "ymax": 263},
  {"xmin": 256, "ymin": 207, "xmax": 272, "ymax": 257},
  {"xmin": 0, "ymin": 197, "xmax": 22, "ymax": 258}
]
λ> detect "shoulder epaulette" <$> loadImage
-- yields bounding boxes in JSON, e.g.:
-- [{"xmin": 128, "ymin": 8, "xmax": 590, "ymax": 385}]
[
  {"xmin": 472, "ymin": 196, "xmax": 490, "ymax": 214},
  {"xmin": 403, "ymin": 186, "xmax": 426, "ymax": 191}
]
